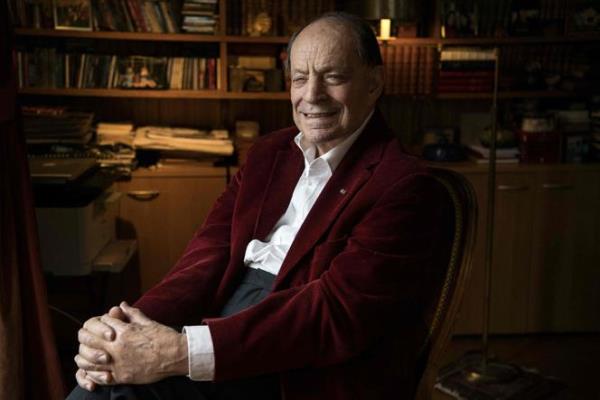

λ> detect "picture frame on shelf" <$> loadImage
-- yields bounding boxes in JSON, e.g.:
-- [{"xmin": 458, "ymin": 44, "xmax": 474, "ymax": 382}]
[
  {"xmin": 118, "ymin": 56, "xmax": 168, "ymax": 90},
  {"xmin": 243, "ymin": 69, "xmax": 265, "ymax": 92},
  {"xmin": 53, "ymin": 0, "xmax": 92, "ymax": 31}
]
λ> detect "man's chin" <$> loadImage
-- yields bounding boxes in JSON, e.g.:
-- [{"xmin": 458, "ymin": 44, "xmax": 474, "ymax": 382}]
[{"xmin": 303, "ymin": 128, "xmax": 338, "ymax": 144}]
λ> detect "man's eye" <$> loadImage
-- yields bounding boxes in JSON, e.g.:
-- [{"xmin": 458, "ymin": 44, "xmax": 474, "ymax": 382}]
[
  {"xmin": 293, "ymin": 77, "xmax": 307, "ymax": 84},
  {"xmin": 325, "ymin": 75, "xmax": 344, "ymax": 83}
]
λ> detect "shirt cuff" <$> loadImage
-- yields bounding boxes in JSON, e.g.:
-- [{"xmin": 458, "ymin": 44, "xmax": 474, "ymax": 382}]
[{"xmin": 182, "ymin": 325, "xmax": 215, "ymax": 381}]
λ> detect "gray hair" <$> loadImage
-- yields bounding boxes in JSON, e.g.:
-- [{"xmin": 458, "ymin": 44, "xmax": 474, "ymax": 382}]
[{"xmin": 285, "ymin": 12, "xmax": 383, "ymax": 72}]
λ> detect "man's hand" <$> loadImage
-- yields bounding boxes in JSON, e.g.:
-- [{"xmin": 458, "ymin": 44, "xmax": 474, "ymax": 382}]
[
  {"xmin": 75, "ymin": 305, "xmax": 126, "ymax": 391},
  {"xmin": 76, "ymin": 302, "xmax": 189, "ymax": 387}
]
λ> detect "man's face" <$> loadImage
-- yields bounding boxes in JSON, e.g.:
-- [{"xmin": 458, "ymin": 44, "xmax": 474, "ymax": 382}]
[{"xmin": 289, "ymin": 20, "xmax": 383, "ymax": 155}]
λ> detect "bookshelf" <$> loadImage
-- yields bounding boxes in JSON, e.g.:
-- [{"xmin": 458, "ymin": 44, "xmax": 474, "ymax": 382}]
[
  {"xmin": 12, "ymin": 0, "xmax": 600, "ymax": 139},
  {"xmin": 14, "ymin": 35, "xmax": 598, "ymax": 105},
  {"xmin": 18, "ymin": 87, "xmax": 289, "ymax": 100}
]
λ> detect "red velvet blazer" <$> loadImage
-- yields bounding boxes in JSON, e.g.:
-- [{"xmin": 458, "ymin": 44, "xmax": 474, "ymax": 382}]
[{"xmin": 135, "ymin": 111, "xmax": 453, "ymax": 399}]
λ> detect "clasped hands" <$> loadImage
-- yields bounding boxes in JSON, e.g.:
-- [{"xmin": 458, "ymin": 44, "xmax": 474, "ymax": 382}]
[{"xmin": 75, "ymin": 301, "xmax": 189, "ymax": 391}]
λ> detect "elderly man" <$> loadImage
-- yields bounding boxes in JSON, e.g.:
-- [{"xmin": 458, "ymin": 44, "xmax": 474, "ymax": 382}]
[{"xmin": 67, "ymin": 12, "xmax": 452, "ymax": 400}]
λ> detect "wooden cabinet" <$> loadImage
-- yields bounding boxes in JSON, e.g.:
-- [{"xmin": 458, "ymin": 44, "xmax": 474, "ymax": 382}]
[
  {"xmin": 116, "ymin": 163, "xmax": 228, "ymax": 291},
  {"xmin": 528, "ymin": 170, "xmax": 600, "ymax": 332},
  {"xmin": 450, "ymin": 164, "xmax": 600, "ymax": 334}
]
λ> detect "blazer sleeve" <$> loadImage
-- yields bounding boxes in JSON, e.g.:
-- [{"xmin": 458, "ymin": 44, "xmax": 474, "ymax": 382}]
[
  {"xmin": 203, "ymin": 172, "xmax": 452, "ymax": 381},
  {"xmin": 133, "ymin": 165, "xmax": 244, "ymax": 326}
]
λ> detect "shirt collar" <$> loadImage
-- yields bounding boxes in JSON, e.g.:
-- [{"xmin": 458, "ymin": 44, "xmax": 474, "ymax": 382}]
[{"xmin": 293, "ymin": 109, "xmax": 374, "ymax": 173}]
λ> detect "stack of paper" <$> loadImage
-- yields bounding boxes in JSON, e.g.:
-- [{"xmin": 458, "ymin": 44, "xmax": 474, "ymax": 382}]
[{"xmin": 134, "ymin": 126, "xmax": 233, "ymax": 156}]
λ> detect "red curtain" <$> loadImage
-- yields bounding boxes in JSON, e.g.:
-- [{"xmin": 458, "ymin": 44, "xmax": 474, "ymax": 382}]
[{"xmin": 0, "ymin": 6, "xmax": 65, "ymax": 400}]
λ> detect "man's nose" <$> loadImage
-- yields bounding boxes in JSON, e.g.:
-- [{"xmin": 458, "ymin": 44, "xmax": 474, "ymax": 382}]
[{"xmin": 303, "ymin": 77, "xmax": 326, "ymax": 103}]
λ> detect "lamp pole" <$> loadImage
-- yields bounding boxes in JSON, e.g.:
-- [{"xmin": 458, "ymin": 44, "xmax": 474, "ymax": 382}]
[
  {"xmin": 481, "ymin": 46, "xmax": 500, "ymax": 371},
  {"xmin": 459, "ymin": 46, "xmax": 519, "ymax": 383}
]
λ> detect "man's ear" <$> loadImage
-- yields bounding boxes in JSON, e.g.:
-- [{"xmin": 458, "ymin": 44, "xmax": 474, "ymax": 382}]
[{"xmin": 368, "ymin": 65, "xmax": 384, "ymax": 98}]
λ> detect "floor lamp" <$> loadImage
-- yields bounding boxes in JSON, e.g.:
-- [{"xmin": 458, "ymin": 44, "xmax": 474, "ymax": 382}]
[{"xmin": 456, "ymin": 47, "xmax": 521, "ymax": 383}]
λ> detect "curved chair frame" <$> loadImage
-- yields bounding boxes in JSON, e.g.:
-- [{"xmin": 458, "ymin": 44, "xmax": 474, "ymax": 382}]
[{"xmin": 415, "ymin": 167, "xmax": 478, "ymax": 400}]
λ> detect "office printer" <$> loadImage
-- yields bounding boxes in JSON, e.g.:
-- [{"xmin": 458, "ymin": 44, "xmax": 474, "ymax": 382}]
[{"xmin": 31, "ymin": 158, "xmax": 134, "ymax": 276}]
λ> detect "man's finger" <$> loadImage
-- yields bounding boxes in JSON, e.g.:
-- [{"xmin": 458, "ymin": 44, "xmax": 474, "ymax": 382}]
[
  {"xmin": 84, "ymin": 370, "xmax": 113, "ymax": 385},
  {"xmin": 83, "ymin": 316, "xmax": 115, "ymax": 341},
  {"xmin": 74, "ymin": 354, "xmax": 112, "ymax": 372},
  {"xmin": 100, "ymin": 314, "xmax": 129, "ymax": 332},
  {"xmin": 78, "ymin": 328, "xmax": 109, "ymax": 350},
  {"xmin": 79, "ymin": 343, "xmax": 110, "ymax": 364},
  {"xmin": 119, "ymin": 301, "xmax": 150, "ymax": 325},
  {"xmin": 75, "ymin": 368, "xmax": 95, "ymax": 392},
  {"xmin": 108, "ymin": 305, "xmax": 128, "ymax": 322}
]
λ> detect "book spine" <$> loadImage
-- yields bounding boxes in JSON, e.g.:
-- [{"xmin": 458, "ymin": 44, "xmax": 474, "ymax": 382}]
[
  {"xmin": 199, "ymin": 57, "xmax": 206, "ymax": 89},
  {"xmin": 159, "ymin": 1, "xmax": 175, "ymax": 33},
  {"xmin": 118, "ymin": 0, "xmax": 135, "ymax": 31},
  {"xmin": 207, "ymin": 58, "xmax": 216, "ymax": 89},
  {"xmin": 64, "ymin": 53, "xmax": 70, "ymax": 89},
  {"xmin": 143, "ymin": 1, "xmax": 162, "ymax": 32}
]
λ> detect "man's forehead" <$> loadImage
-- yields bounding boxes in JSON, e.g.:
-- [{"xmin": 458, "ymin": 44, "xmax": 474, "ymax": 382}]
[{"xmin": 290, "ymin": 21, "xmax": 357, "ymax": 70}]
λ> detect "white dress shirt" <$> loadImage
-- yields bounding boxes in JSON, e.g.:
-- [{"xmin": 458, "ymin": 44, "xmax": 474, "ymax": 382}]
[{"xmin": 183, "ymin": 111, "xmax": 373, "ymax": 381}]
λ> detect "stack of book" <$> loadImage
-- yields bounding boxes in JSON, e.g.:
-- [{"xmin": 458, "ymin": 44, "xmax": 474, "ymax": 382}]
[
  {"xmin": 467, "ymin": 144, "xmax": 519, "ymax": 164},
  {"xmin": 96, "ymin": 122, "xmax": 135, "ymax": 146},
  {"xmin": 181, "ymin": 0, "xmax": 219, "ymax": 34},
  {"xmin": 438, "ymin": 48, "xmax": 496, "ymax": 93},
  {"xmin": 93, "ymin": 0, "xmax": 179, "ymax": 33},
  {"xmin": 380, "ymin": 45, "xmax": 437, "ymax": 95},
  {"xmin": 22, "ymin": 106, "xmax": 94, "ymax": 145}
]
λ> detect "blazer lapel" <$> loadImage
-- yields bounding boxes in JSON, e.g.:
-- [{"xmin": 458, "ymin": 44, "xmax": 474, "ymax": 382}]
[
  {"xmin": 274, "ymin": 113, "xmax": 390, "ymax": 288},
  {"xmin": 253, "ymin": 147, "xmax": 304, "ymax": 240}
]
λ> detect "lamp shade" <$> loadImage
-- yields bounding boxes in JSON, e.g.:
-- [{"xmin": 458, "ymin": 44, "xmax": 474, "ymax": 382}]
[{"xmin": 348, "ymin": 0, "xmax": 416, "ymax": 22}]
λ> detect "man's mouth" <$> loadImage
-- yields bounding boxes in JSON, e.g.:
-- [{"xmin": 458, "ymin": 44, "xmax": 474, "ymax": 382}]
[{"xmin": 301, "ymin": 111, "xmax": 337, "ymax": 118}]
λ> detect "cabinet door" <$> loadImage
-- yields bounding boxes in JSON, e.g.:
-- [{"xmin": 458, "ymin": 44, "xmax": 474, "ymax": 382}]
[
  {"xmin": 117, "ymin": 171, "xmax": 227, "ymax": 292},
  {"xmin": 490, "ymin": 173, "xmax": 535, "ymax": 333},
  {"xmin": 455, "ymin": 172, "xmax": 535, "ymax": 334},
  {"xmin": 528, "ymin": 171, "xmax": 600, "ymax": 332}
]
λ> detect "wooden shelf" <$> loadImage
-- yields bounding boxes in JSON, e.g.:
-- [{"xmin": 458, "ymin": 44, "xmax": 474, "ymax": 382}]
[
  {"xmin": 17, "ymin": 29, "xmax": 599, "ymax": 46},
  {"xmin": 377, "ymin": 35, "xmax": 600, "ymax": 47},
  {"xmin": 14, "ymin": 29, "xmax": 289, "ymax": 44},
  {"xmin": 224, "ymin": 36, "xmax": 289, "ymax": 44},
  {"xmin": 435, "ymin": 90, "xmax": 587, "ymax": 100},
  {"xmin": 17, "ymin": 87, "xmax": 290, "ymax": 100},
  {"xmin": 436, "ymin": 35, "xmax": 600, "ymax": 46},
  {"xmin": 19, "ymin": 87, "xmax": 586, "ymax": 100}
]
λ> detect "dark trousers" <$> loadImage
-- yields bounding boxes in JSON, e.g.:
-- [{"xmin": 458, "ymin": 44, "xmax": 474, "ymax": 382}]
[{"xmin": 66, "ymin": 268, "xmax": 280, "ymax": 400}]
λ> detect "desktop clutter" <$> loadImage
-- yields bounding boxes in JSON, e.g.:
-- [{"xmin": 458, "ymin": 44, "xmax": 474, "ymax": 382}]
[
  {"xmin": 23, "ymin": 105, "xmax": 260, "ymax": 278},
  {"xmin": 421, "ymin": 99, "xmax": 600, "ymax": 165}
]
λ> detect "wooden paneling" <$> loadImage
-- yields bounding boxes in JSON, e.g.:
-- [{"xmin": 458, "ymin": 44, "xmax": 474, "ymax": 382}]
[
  {"xmin": 528, "ymin": 171, "xmax": 600, "ymax": 332},
  {"xmin": 490, "ymin": 173, "xmax": 535, "ymax": 333},
  {"xmin": 452, "ymin": 166, "xmax": 600, "ymax": 335}
]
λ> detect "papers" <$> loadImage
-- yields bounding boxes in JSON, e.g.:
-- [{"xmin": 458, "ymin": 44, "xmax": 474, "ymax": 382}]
[
  {"xmin": 134, "ymin": 126, "xmax": 234, "ymax": 156},
  {"xmin": 96, "ymin": 122, "xmax": 135, "ymax": 146}
]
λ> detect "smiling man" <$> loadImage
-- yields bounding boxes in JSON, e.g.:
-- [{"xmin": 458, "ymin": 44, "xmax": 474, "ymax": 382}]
[{"xmin": 67, "ymin": 12, "xmax": 453, "ymax": 400}]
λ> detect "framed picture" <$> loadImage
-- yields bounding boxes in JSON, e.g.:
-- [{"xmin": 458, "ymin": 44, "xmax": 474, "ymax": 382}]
[
  {"xmin": 243, "ymin": 69, "xmax": 265, "ymax": 92},
  {"xmin": 118, "ymin": 56, "xmax": 168, "ymax": 90},
  {"xmin": 53, "ymin": 0, "xmax": 92, "ymax": 31}
]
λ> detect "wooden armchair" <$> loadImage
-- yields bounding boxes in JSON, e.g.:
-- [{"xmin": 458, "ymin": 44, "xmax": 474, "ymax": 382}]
[{"xmin": 414, "ymin": 167, "xmax": 478, "ymax": 400}]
